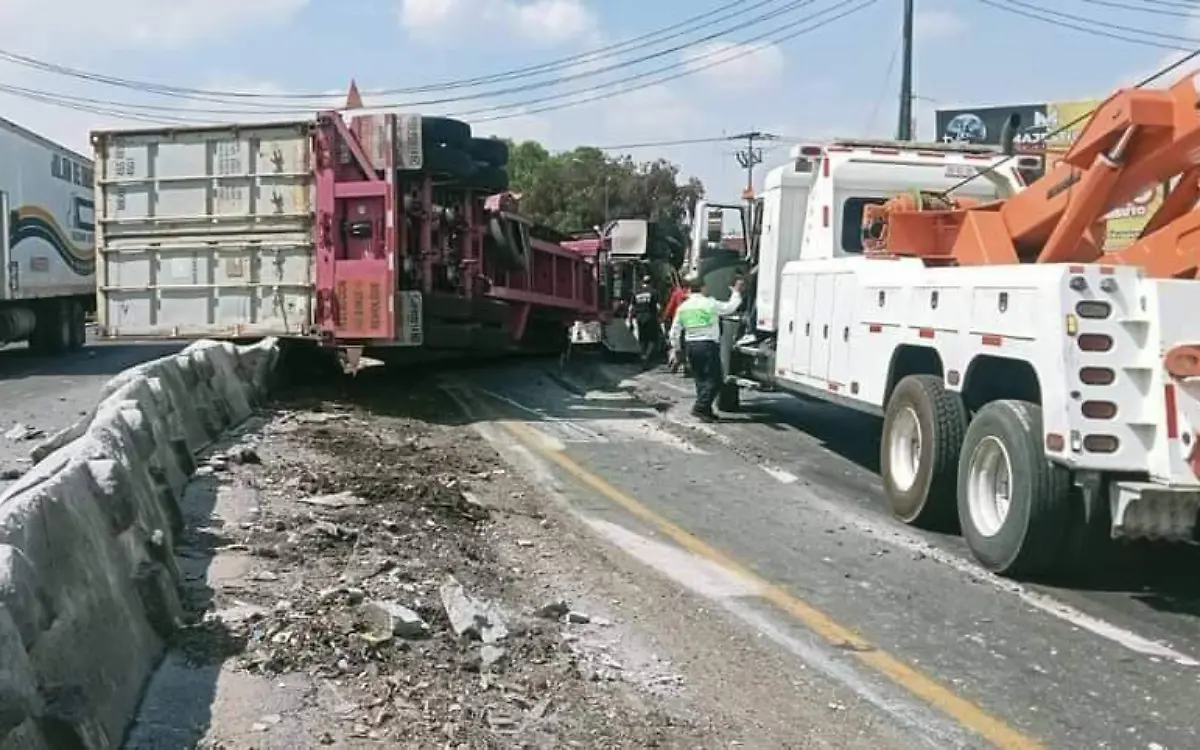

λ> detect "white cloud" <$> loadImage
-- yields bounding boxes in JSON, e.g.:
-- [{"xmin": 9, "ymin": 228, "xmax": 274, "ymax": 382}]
[
  {"xmin": 0, "ymin": 0, "xmax": 309, "ymax": 51},
  {"xmin": 680, "ymin": 41, "xmax": 785, "ymax": 90},
  {"xmin": 914, "ymin": 8, "xmax": 965, "ymax": 42},
  {"xmin": 398, "ymin": 0, "xmax": 596, "ymax": 45}
]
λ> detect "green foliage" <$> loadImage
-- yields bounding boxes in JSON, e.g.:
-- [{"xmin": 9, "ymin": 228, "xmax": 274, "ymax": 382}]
[{"xmin": 503, "ymin": 139, "xmax": 705, "ymax": 238}]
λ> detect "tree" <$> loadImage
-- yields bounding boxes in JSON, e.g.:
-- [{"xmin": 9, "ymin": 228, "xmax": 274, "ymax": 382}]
[{"xmin": 505, "ymin": 140, "xmax": 705, "ymax": 239}]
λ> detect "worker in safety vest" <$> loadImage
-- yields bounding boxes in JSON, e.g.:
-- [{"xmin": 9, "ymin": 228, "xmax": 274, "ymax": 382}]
[{"xmin": 668, "ymin": 274, "xmax": 745, "ymax": 420}]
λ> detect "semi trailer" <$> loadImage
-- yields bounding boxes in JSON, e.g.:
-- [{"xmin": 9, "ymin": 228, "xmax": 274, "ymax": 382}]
[
  {"xmin": 90, "ymin": 102, "xmax": 600, "ymax": 367},
  {"xmin": 717, "ymin": 71, "xmax": 1200, "ymax": 578},
  {"xmin": 0, "ymin": 116, "xmax": 94, "ymax": 354}
]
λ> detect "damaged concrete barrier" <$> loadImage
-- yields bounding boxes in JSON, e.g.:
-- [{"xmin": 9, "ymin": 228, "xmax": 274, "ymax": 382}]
[{"xmin": 0, "ymin": 338, "xmax": 280, "ymax": 750}]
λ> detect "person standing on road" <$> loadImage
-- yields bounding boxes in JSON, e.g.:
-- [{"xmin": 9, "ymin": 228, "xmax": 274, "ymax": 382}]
[
  {"xmin": 668, "ymin": 275, "xmax": 744, "ymax": 420},
  {"xmin": 661, "ymin": 278, "xmax": 689, "ymax": 374},
  {"xmin": 629, "ymin": 275, "xmax": 662, "ymax": 368}
]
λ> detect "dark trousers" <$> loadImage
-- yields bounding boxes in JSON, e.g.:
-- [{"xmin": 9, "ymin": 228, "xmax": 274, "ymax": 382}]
[
  {"xmin": 686, "ymin": 340, "xmax": 722, "ymax": 416},
  {"xmin": 636, "ymin": 318, "xmax": 660, "ymax": 362}
]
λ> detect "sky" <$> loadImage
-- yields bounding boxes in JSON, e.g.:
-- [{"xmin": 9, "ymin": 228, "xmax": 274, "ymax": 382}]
[{"xmin": 0, "ymin": 0, "xmax": 1196, "ymax": 202}]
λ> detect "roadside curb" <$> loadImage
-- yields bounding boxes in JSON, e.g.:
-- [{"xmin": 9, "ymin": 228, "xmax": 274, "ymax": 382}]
[{"xmin": 0, "ymin": 338, "xmax": 279, "ymax": 750}]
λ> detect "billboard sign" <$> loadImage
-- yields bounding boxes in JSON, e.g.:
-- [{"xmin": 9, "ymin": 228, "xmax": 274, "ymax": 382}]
[{"xmin": 935, "ymin": 104, "xmax": 1061, "ymax": 152}]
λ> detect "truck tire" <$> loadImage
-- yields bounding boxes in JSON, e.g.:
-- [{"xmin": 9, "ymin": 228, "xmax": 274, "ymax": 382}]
[
  {"xmin": 487, "ymin": 216, "xmax": 528, "ymax": 270},
  {"xmin": 467, "ymin": 137, "xmax": 509, "ymax": 166},
  {"xmin": 956, "ymin": 400, "xmax": 1071, "ymax": 578},
  {"xmin": 422, "ymin": 146, "xmax": 474, "ymax": 179},
  {"xmin": 421, "ymin": 117, "xmax": 471, "ymax": 148},
  {"xmin": 880, "ymin": 374, "xmax": 966, "ymax": 528},
  {"xmin": 29, "ymin": 299, "xmax": 71, "ymax": 355},
  {"xmin": 468, "ymin": 164, "xmax": 509, "ymax": 193},
  {"xmin": 66, "ymin": 299, "xmax": 87, "ymax": 351}
]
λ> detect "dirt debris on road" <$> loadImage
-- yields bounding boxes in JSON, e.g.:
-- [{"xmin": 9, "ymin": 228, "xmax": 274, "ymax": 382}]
[{"xmin": 152, "ymin": 378, "xmax": 724, "ymax": 748}]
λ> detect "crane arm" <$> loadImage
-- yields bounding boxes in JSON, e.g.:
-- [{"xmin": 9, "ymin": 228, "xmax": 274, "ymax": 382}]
[{"xmin": 877, "ymin": 70, "xmax": 1200, "ymax": 277}]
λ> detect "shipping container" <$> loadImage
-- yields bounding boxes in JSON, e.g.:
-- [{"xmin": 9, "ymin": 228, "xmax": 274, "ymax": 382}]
[
  {"xmin": 0, "ymin": 116, "xmax": 94, "ymax": 351},
  {"xmin": 93, "ymin": 120, "xmax": 317, "ymax": 338},
  {"xmin": 92, "ymin": 111, "xmax": 602, "ymax": 360}
]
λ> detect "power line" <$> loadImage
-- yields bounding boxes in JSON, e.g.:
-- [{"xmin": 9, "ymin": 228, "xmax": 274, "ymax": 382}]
[
  {"xmin": 1075, "ymin": 0, "xmax": 1200, "ymax": 18},
  {"xmin": 0, "ymin": 0, "xmax": 875, "ymax": 126},
  {"xmin": 974, "ymin": 0, "xmax": 1196, "ymax": 49},
  {"xmin": 943, "ymin": 42, "xmax": 1200, "ymax": 195},
  {"xmin": 465, "ymin": 0, "xmax": 878, "ymax": 123},
  {"xmin": 0, "ymin": 0, "xmax": 765, "ymax": 101},
  {"xmin": 0, "ymin": 0, "xmax": 822, "ymax": 113},
  {"xmin": 865, "ymin": 35, "xmax": 901, "ymax": 133}
]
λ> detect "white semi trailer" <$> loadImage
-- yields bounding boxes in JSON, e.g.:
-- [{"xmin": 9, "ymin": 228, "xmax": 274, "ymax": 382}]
[{"xmin": 0, "ymin": 116, "xmax": 93, "ymax": 353}]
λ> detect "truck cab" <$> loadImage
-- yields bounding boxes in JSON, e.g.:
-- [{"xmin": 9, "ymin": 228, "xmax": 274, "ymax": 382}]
[{"xmin": 751, "ymin": 139, "xmax": 1034, "ymax": 335}]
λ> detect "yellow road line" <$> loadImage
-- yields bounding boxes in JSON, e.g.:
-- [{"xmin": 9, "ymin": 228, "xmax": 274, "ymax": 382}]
[{"xmin": 498, "ymin": 417, "xmax": 1042, "ymax": 750}]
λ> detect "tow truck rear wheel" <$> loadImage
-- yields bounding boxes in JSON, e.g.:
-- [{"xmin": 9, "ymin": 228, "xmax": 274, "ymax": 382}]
[
  {"xmin": 956, "ymin": 400, "xmax": 1070, "ymax": 578},
  {"xmin": 880, "ymin": 374, "xmax": 967, "ymax": 529}
]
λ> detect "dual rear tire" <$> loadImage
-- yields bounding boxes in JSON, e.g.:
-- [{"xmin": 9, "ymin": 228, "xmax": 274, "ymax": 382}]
[
  {"xmin": 29, "ymin": 298, "xmax": 86, "ymax": 355},
  {"xmin": 881, "ymin": 375, "xmax": 1071, "ymax": 578}
]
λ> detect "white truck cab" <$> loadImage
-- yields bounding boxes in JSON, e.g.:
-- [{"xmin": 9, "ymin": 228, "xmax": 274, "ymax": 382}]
[{"xmin": 714, "ymin": 139, "xmax": 1200, "ymax": 579}]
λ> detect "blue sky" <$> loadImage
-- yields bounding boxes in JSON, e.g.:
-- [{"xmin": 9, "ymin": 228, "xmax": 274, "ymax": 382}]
[{"xmin": 0, "ymin": 0, "xmax": 1194, "ymax": 201}]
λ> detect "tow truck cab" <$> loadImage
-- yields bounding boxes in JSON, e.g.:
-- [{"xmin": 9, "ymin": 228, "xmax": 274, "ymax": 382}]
[{"xmin": 751, "ymin": 139, "xmax": 1036, "ymax": 337}]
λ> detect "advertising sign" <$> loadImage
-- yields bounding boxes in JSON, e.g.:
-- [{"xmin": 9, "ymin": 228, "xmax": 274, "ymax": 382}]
[
  {"xmin": 1043, "ymin": 99, "xmax": 1161, "ymax": 251},
  {"xmin": 935, "ymin": 104, "xmax": 1050, "ymax": 182},
  {"xmin": 935, "ymin": 103, "xmax": 1053, "ymax": 152}
]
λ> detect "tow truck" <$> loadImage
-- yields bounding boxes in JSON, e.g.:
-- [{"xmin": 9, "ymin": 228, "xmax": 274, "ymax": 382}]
[{"xmin": 717, "ymin": 71, "xmax": 1200, "ymax": 578}]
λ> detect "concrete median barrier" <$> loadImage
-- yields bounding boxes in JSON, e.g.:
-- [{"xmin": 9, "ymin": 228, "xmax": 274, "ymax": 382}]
[{"xmin": 0, "ymin": 338, "xmax": 280, "ymax": 750}]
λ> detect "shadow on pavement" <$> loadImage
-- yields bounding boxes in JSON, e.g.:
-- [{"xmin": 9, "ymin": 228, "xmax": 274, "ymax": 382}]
[
  {"xmin": 568, "ymin": 355, "xmax": 1200, "ymax": 625},
  {"xmin": 124, "ymin": 475, "xmax": 239, "ymax": 748},
  {"xmin": 0, "ymin": 342, "xmax": 186, "ymax": 380}
]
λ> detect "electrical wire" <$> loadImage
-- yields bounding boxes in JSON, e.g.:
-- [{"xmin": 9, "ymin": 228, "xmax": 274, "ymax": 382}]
[
  {"xmin": 865, "ymin": 34, "xmax": 901, "ymax": 133},
  {"xmin": 974, "ymin": 0, "xmax": 1195, "ymax": 50},
  {"xmin": 0, "ymin": 0, "xmax": 817, "ymax": 111},
  {"xmin": 459, "ymin": 0, "xmax": 877, "ymax": 122},
  {"xmin": 1000, "ymin": 0, "xmax": 1199, "ymax": 43},
  {"xmin": 942, "ymin": 43, "xmax": 1200, "ymax": 195},
  {"xmin": 0, "ymin": 0, "xmax": 870, "ymax": 125},
  {"xmin": 1075, "ymin": 0, "xmax": 1200, "ymax": 18},
  {"xmin": 0, "ymin": 0, "xmax": 767, "ymax": 101}
]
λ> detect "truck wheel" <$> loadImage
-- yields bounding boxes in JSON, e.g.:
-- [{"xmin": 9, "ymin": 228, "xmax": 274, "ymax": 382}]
[
  {"xmin": 29, "ymin": 300, "xmax": 71, "ymax": 355},
  {"xmin": 957, "ymin": 400, "xmax": 1070, "ymax": 578},
  {"xmin": 880, "ymin": 374, "xmax": 966, "ymax": 528},
  {"xmin": 422, "ymin": 146, "xmax": 474, "ymax": 179},
  {"xmin": 467, "ymin": 137, "xmax": 509, "ymax": 166},
  {"xmin": 66, "ymin": 300, "xmax": 87, "ymax": 351},
  {"xmin": 421, "ymin": 117, "xmax": 471, "ymax": 148}
]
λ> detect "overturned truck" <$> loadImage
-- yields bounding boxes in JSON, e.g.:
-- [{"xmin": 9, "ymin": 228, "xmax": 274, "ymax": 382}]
[{"xmin": 90, "ymin": 109, "xmax": 601, "ymax": 365}]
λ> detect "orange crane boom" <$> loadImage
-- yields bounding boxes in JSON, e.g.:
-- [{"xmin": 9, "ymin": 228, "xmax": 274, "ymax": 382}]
[{"xmin": 878, "ymin": 70, "xmax": 1200, "ymax": 278}]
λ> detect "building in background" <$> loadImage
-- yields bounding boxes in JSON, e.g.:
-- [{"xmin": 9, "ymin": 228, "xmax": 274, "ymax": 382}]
[{"xmin": 935, "ymin": 99, "xmax": 1163, "ymax": 251}]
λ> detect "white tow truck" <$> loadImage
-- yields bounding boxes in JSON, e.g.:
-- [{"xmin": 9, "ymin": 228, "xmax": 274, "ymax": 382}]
[
  {"xmin": 0, "ymin": 116, "xmax": 93, "ymax": 353},
  {"xmin": 714, "ymin": 134, "xmax": 1200, "ymax": 578}
]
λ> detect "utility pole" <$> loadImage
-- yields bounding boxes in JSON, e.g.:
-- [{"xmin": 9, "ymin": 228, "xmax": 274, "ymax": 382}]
[
  {"xmin": 897, "ymin": 0, "xmax": 915, "ymax": 140},
  {"xmin": 733, "ymin": 131, "xmax": 776, "ymax": 200}
]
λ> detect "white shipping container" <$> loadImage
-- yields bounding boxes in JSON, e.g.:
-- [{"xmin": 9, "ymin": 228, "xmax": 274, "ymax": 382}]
[
  {"xmin": 0, "ymin": 116, "xmax": 96, "ymax": 300},
  {"xmin": 94, "ymin": 121, "xmax": 318, "ymax": 338}
]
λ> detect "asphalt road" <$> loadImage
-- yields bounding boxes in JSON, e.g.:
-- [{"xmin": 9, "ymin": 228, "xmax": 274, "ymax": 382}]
[
  {"xmin": 0, "ymin": 336, "xmax": 183, "ymax": 482},
  {"xmin": 448, "ymin": 355, "xmax": 1200, "ymax": 750}
]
